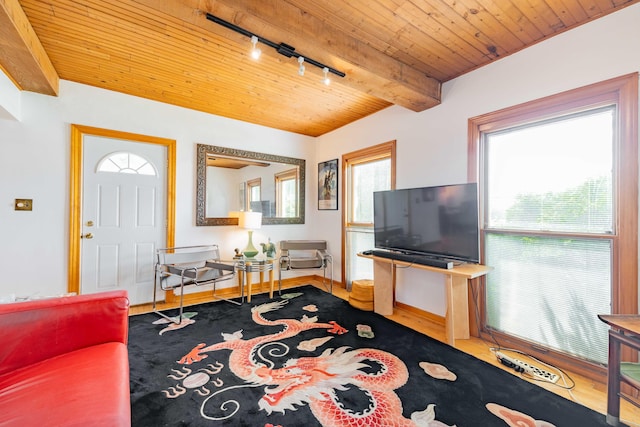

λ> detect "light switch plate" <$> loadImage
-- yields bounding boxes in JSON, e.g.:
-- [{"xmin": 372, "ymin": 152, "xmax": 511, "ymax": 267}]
[{"xmin": 15, "ymin": 199, "xmax": 33, "ymax": 211}]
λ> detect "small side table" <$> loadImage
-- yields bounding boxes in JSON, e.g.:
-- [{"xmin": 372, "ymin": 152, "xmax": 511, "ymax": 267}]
[
  {"xmin": 598, "ymin": 314, "xmax": 640, "ymax": 426},
  {"xmin": 236, "ymin": 258, "xmax": 275, "ymax": 303}
]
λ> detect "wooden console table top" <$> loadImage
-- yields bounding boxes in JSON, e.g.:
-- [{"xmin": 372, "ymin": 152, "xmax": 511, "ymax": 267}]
[
  {"xmin": 357, "ymin": 252, "xmax": 492, "ymax": 278},
  {"xmin": 598, "ymin": 314, "xmax": 640, "ymax": 336}
]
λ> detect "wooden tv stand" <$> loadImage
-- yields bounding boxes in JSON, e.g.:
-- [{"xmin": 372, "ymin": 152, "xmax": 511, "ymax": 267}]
[{"xmin": 358, "ymin": 252, "xmax": 492, "ymax": 346}]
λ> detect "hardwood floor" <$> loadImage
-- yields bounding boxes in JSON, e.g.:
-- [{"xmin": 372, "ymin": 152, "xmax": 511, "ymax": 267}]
[{"xmin": 131, "ymin": 279, "xmax": 640, "ymax": 426}]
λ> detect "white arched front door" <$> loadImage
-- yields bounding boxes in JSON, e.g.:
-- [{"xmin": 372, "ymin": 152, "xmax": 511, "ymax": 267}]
[{"xmin": 80, "ymin": 135, "xmax": 167, "ymax": 305}]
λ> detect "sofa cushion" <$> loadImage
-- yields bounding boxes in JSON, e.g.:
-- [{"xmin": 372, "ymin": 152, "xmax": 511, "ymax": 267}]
[
  {"xmin": 0, "ymin": 290, "xmax": 129, "ymax": 377},
  {"xmin": 0, "ymin": 342, "xmax": 130, "ymax": 427}
]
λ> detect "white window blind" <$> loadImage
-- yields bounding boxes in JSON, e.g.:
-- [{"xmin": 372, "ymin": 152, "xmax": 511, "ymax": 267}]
[{"xmin": 484, "ymin": 107, "xmax": 614, "ymax": 364}]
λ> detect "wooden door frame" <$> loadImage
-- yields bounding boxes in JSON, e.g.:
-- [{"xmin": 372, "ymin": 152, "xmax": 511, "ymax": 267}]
[{"xmin": 68, "ymin": 124, "xmax": 176, "ymax": 294}]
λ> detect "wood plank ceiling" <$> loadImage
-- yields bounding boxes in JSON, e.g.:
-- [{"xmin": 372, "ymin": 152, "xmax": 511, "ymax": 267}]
[{"xmin": 1, "ymin": 0, "xmax": 638, "ymax": 136}]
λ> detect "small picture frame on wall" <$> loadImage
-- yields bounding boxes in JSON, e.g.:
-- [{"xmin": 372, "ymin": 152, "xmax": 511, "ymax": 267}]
[{"xmin": 318, "ymin": 159, "xmax": 338, "ymax": 210}]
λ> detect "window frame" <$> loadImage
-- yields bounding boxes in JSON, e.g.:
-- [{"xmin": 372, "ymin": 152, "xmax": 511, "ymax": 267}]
[
  {"xmin": 468, "ymin": 73, "xmax": 638, "ymax": 381},
  {"xmin": 341, "ymin": 141, "xmax": 396, "ymax": 287},
  {"xmin": 246, "ymin": 177, "xmax": 261, "ymax": 211},
  {"xmin": 275, "ymin": 168, "xmax": 298, "ymax": 217}
]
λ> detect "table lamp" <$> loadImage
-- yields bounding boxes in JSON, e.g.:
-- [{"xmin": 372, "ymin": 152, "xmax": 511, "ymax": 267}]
[{"xmin": 238, "ymin": 211, "xmax": 262, "ymax": 258}]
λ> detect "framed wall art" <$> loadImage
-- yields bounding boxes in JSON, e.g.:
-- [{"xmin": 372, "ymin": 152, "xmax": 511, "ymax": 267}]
[{"xmin": 318, "ymin": 159, "xmax": 338, "ymax": 210}]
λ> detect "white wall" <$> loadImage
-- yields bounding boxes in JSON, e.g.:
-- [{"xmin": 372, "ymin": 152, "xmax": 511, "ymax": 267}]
[
  {"xmin": 0, "ymin": 70, "xmax": 21, "ymax": 120},
  {"xmin": 316, "ymin": 3, "xmax": 640, "ymax": 316},
  {"xmin": 0, "ymin": 80, "xmax": 315, "ymax": 298}
]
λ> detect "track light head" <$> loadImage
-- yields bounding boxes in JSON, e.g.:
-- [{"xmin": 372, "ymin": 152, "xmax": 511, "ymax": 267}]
[
  {"xmin": 250, "ymin": 35, "xmax": 261, "ymax": 60},
  {"xmin": 298, "ymin": 56, "xmax": 305, "ymax": 76},
  {"xmin": 322, "ymin": 67, "xmax": 331, "ymax": 85}
]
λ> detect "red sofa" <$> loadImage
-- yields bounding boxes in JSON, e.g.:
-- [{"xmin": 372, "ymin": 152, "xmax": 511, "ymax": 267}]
[{"xmin": 0, "ymin": 290, "xmax": 131, "ymax": 426}]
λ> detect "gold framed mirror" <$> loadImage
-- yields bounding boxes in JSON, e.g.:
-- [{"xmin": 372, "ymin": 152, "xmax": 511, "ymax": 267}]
[{"xmin": 196, "ymin": 144, "xmax": 305, "ymax": 226}]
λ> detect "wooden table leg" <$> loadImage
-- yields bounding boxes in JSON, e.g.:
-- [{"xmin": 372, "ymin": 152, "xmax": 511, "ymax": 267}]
[
  {"xmin": 268, "ymin": 260, "xmax": 274, "ymax": 298},
  {"xmin": 446, "ymin": 275, "xmax": 470, "ymax": 346},
  {"xmin": 259, "ymin": 270, "xmax": 264, "ymax": 294},
  {"xmin": 373, "ymin": 259, "xmax": 393, "ymax": 315},
  {"xmin": 607, "ymin": 330, "xmax": 622, "ymax": 426},
  {"xmin": 246, "ymin": 262, "xmax": 253, "ymax": 303},
  {"xmin": 237, "ymin": 270, "xmax": 244, "ymax": 302}
]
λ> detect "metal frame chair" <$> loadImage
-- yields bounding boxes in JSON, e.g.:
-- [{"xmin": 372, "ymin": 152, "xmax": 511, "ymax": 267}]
[
  {"xmin": 278, "ymin": 240, "xmax": 332, "ymax": 294},
  {"xmin": 153, "ymin": 244, "xmax": 236, "ymax": 324}
]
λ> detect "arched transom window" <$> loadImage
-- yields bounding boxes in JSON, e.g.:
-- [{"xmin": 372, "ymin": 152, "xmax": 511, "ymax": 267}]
[{"xmin": 96, "ymin": 151, "xmax": 157, "ymax": 176}]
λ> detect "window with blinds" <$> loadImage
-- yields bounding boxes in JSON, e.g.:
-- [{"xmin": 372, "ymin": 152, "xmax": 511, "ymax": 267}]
[
  {"xmin": 343, "ymin": 141, "xmax": 395, "ymax": 289},
  {"xmin": 470, "ymin": 74, "xmax": 637, "ymax": 377},
  {"xmin": 483, "ymin": 107, "xmax": 615, "ymax": 364}
]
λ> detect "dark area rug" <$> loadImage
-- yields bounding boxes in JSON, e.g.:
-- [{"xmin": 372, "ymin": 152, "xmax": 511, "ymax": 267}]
[{"xmin": 129, "ymin": 285, "xmax": 617, "ymax": 426}]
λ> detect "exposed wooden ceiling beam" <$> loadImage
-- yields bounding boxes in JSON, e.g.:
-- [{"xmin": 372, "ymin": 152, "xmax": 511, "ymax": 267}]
[
  {"xmin": 0, "ymin": 0, "xmax": 58, "ymax": 95},
  {"xmin": 132, "ymin": 0, "xmax": 441, "ymax": 112}
]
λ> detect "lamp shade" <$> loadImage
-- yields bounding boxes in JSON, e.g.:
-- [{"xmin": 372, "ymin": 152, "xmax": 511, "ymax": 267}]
[{"xmin": 238, "ymin": 211, "xmax": 262, "ymax": 229}]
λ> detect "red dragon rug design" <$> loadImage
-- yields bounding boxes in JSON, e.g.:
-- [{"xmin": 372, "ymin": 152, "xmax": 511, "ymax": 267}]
[
  {"xmin": 162, "ymin": 296, "xmax": 451, "ymax": 426},
  {"xmin": 155, "ymin": 293, "xmax": 557, "ymax": 427}
]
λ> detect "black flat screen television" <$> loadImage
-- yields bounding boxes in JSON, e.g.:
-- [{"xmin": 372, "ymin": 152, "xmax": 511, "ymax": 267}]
[{"xmin": 373, "ymin": 183, "xmax": 479, "ymax": 263}]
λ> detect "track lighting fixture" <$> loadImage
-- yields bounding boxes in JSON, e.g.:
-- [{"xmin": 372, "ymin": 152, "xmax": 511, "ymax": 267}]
[
  {"xmin": 250, "ymin": 35, "xmax": 261, "ymax": 60},
  {"xmin": 322, "ymin": 67, "xmax": 330, "ymax": 85},
  {"xmin": 205, "ymin": 13, "xmax": 345, "ymax": 81}
]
